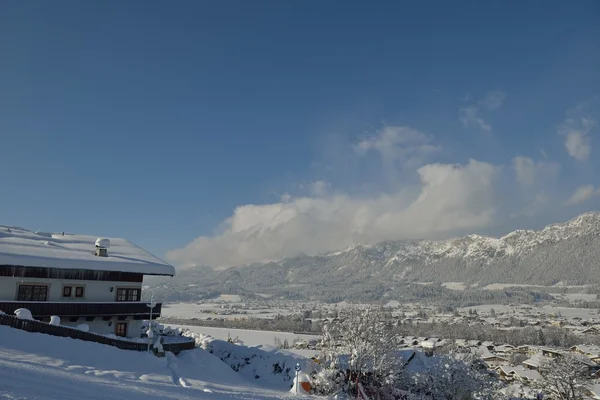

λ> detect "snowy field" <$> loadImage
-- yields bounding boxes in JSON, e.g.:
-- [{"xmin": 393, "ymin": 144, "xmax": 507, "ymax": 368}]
[
  {"xmin": 169, "ymin": 324, "xmax": 318, "ymax": 347},
  {"xmin": 458, "ymin": 304, "xmax": 600, "ymax": 319},
  {"xmin": 441, "ymin": 282, "xmax": 467, "ymax": 291},
  {"xmin": 161, "ymin": 302, "xmax": 294, "ymax": 321},
  {"xmin": 0, "ymin": 326, "xmax": 312, "ymax": 400}
]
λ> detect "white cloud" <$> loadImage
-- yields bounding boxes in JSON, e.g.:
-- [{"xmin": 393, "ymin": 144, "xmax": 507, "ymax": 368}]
[
  {"xmin": 280, "ymin": 193, "xmax": 292, "ymax": 203},
  {"xmin": 564, "ymin": 131, "xmax": 591, "ymax": 161},
  {"xmin": 355, "ymin": 126, "xmax": 441, "ymax": 168},
  {"xmin": 459, "ymin": 90, "xmax": 506, "ymax": 133},
  {"xmin": 566, "ymin": 184, "xmax": 600, "ymax": 206},
  {"xmin": 459, "ymin": 106, "xmax": 491, "ymax": 133},
  {"xmin": 512, "ymin": 156, "xmax": 560, "ymax": 187},
  {"xmin": 510, "ymin": 192, "xmax": 549, "ymax": 218},
  {"xmin": 480, "ymin": 91, "xmax": 507, "ymax": 110},
  {"xmin": 167, "ymin": 159, "xmax": 500, "ymax": 269},
  {"xmin": 309, "ymin": 180, "xmax": 331, "ymax": 197},
  {"xmin": 559, "ymin": 114, "xmax": 596, "ymax": 162}
]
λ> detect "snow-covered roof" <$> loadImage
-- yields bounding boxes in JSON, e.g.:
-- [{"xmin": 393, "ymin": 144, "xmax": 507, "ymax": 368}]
[{"xmin": 0, "ymin": 226, "xmax": 175, "ymax": 276}]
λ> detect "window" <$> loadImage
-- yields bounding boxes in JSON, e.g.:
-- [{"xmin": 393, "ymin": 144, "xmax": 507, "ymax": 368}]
[
  {"xmin": 75, "ymin": 286, "xmax": 84, "ymax": 298},
  {"xmin": 116, "ymin": 288, "xmax": 141, "ymax": 302},
  {"xmin": 115, "ymin": 322, "xmax": 128, "ymax": 337},
  {"xmin": 62, "ymin": 286, "xmax": 72, "ymax": 297},
  {"xmin": 17, "ymin": 285, "xmax": 48, "ymax": 301}
]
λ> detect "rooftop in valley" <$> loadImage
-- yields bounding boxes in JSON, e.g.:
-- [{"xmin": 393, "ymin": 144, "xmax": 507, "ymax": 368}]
[{"xmin": 0, "ymin": 225, "xmax": 175, "ymax": 276}]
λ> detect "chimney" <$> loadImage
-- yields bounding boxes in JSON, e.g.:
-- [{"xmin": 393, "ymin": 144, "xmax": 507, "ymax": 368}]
[{"xmin": 95, "ymin": 238, "xmax": 110, "ymax": 257}]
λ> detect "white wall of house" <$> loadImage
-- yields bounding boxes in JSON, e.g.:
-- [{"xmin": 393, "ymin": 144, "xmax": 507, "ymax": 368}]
[
  {"xmin": 1, "ymin": 276, "xmax": 148, "ymax": 338},
  {"xmin": 0, "ymin": 276, "xmax": 142, "ymax": 302},
  {"xmin": 60, "ymin": 316, "xmax": 144, "ymax": 338}
]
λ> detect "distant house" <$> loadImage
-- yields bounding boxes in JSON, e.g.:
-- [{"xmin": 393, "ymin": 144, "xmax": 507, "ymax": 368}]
[
  {"xmin": 515, "ymin": 345, "xmax": 535, "ymax": 355},
  {"xmin": 570, "ymin": 345, "xmax": 600, "ymax": 363},
  {"xmin": 481, "ymin": 354, "xmax": 509, "ymax": 367},
  {"xmin": 522, "ymin": 353, "xmax": 552, "ymax": 370},
  {"xmin": 0, "ymin": 226, "xmax": 175, "ymax": 338},
  {"xmin": 540, "ymin": 348, "xmax": 563, "ymax": 358},
  {"xmin": 494, "ymin": 365, "xmax": 541, "ymax": 382},
  {"xmin": 582, "ymin": 326, "xmax": 600, "ymax": 335}
]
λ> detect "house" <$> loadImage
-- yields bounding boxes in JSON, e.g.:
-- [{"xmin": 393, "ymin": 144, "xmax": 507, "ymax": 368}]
[
  {"xmin": 570, "ymin": 345, "xmax": 600, "ymax": 358},
  {"xmin": 0, "ymin": 226, "xmax": 175, "ymax": 338},
  {"xmin": 522, "ymin": 353, "xmax": 552, "ymax": 370},
  {"xmin": 494, "ymin": 365, "xmax": 541, "ymax": 382},
  {"xmin": 540, "ymin": 348, "xmax": 563, "ymax": 358},
  {"xmin": 515, "ymin": 345, "xmax": 536, "ymax": 355},
  {"xmin": 582, "ymin": 326, "xmax": 600, "ymax": 335},
  {"xmin": 493, "ymin": 344, "xmax": 516, "ymax": 355},
  {"xmin": 481, "ymin": 354, "xmax": 509, "ymax": 367}
]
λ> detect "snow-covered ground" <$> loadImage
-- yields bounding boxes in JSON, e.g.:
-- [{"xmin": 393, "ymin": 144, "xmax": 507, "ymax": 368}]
[
  {"xmin": 441, "ymin": 282, "xmax": 467, "ymax": 291},
  {"xmin": 0, "ymin": 326, "xmax": 313, "ymax": 399},
  {"xmin": 161, "ymin": 302, "xmax": 294, "ymax": 321},
  {"xmin": 169, "ymin": 324, "xmax": 318, "ymax": 347},
  {"xmin": 458, "ymin": 304, "xmax": 600, "ymax": 319}
]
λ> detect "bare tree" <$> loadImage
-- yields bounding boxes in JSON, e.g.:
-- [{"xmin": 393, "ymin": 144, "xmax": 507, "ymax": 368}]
[
  {"xmin": 535, "ymin": 353, "xmax": 591, "ymax": 400},
  {"xmin": 320, "ymin": 307, "xmax": 404, "ymax": 397},
  {"xmin": 411, "ymin": 354, "xmax": 500, "ymax": 400}
]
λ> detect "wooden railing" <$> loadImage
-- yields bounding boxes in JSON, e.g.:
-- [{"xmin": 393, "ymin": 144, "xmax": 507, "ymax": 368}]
[
  {"xmin": 0, "ymin": 314, "xmax": 195, "ymax": 354},
  {"xmin": 0, "ymin": 301, "xmax": 162, "ymax": 319}
]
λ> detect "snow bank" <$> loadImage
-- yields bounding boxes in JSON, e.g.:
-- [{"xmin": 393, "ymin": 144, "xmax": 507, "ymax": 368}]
[
  {"xmin": 0, "ymin": 325, "xmax": 312, "ymax": 399},
  {"xmin": 49, "ymin": 315, "xmax": 61, "ymax": 326},
  {"xmin": 183, "ymin": 331, "xmax": 317, "ymax": 390}
]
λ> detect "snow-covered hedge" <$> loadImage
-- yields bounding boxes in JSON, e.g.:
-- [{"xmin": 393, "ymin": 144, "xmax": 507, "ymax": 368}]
[
  {"xmin": 141, "ymin": 321, "xmax": 185, "ymax": 337},
  {"xmin": 182, "ymin": 330, "xmax": 316, "ymax": 390}
]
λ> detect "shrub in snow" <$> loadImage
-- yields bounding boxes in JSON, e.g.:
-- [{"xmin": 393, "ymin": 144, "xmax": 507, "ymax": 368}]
[
  {"xmin": 309, "ymin": 368, "xmax": 345, "ymax": 396},
  {"xmin": 76, "ymin": 324, "xmax": 89, "ymax": 332},
  {"xmin": 141, "ymin": 321, "xmax": 183, "ymax": 337},
  {"xmin": 181, "ymin": 330, "xmax": 308, "ymax": 390},
  {"xmin": 49, "ymin": 316, "xmax": 61, "ymax": 326},
  {"xmin": 14, "ymin": 308, "xmax": 34, "ymax": 320}
]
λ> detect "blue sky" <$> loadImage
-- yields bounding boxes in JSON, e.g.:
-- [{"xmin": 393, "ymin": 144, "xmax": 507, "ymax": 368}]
[{"xmin": 1, "ymin": 1, "xmax": 599, "ymax": 267}]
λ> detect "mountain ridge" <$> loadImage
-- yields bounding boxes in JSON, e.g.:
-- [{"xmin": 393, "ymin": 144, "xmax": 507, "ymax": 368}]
[{"xmin": 148, "ymin": 212, "xmax": 600, "ymax": 303}]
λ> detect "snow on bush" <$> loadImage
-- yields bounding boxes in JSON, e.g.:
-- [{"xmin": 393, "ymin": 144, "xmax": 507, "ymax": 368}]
[
  {"xmin": 141, "ymin": 321, "xmax": 184, "ymax": 337},
  {"xmin": 14, "ymin": 308, "xmax": 33, "ymax": 320},
  {"xmin": 49, "ymin": 316, "xmax": 61, "ymax": 326},
  {"xmin": 309, "ymin": 368, "xmax": 345, "ymax": 396},
  {"xmin": 76, "ymin": 324, "xmax": 89, "ymax": 332},
  {"xmin": 181, "ymin": 329, "xmax": 315, "ymax": 390},
  {"xmin": 315, "ymin": 307, "xmax": 504, "ymax": 399},
  {"xmin": 153, "ymin": 339, "xmax": 164, "ymax": 354},
  {"xmin": 534, "ymin": 353, "xmax": 592, "ymax": 399},
  {"xmin": 319, "ymin": 307, "xmax": 404, "ymax": 397},
  {"xmin": 0, "ymin": 310, "xmax": 5, "ymax": 315},
  {"xmin": 411, "ymin": 353, "xmax": 499, "ymax": 399}
]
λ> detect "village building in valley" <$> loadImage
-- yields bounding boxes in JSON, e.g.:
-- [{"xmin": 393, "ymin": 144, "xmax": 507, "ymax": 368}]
[{"xmin": 0, "ymin": 225, "xmax": 175, "ymax": 338}]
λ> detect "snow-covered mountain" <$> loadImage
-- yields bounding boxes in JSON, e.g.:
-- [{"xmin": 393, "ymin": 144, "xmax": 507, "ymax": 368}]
[{"xmin": 149, "ymin": 213, "xmax": 600, "ymax": 303}]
